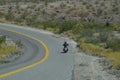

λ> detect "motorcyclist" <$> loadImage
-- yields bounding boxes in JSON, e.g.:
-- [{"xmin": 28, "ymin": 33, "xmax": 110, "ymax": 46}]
[
  {"xmin": 63, "ymin": 41, "xmax": 69, "ymax": 48},
  {"xmin": 62, "ymin": 41, "xmax": 69, "ymax": 53}
]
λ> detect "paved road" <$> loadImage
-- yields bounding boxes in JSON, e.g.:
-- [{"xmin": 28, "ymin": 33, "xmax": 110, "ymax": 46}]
[{"xmin": 0, "ymin": 23, "xmax": 74, "ymax": 80}]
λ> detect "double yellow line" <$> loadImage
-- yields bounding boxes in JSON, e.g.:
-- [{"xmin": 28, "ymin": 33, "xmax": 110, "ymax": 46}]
[{"xmin": 0, "ymin": 27, "xmax": 49, "ymax": 78}]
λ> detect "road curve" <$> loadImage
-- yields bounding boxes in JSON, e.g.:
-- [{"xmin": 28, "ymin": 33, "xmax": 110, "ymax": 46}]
[
  {"xmin": 0, "ymin": 27, "xmax": 48, "ymax": 77},
  {"xmin": 0, "ymin": 23, "xmax": 74, "ymax": 80}
]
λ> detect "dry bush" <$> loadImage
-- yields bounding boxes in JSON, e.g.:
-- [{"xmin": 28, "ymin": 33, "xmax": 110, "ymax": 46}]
[{"xmin": 0, "ymin": 43, "xmax": 18, "ymax": 57}]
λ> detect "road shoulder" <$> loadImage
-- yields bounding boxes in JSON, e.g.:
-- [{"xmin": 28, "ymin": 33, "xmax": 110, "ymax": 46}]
[{"xmin": 73, "ymin": 48, "xmax": 120, "ymax": 80}]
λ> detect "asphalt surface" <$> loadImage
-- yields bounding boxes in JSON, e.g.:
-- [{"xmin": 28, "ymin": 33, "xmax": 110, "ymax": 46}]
[
  {"xmin": 0, "ymin": 23, "xmax": 74, "ymax": 80},
  {"xmin": 0, "ymin": 28, "xmax": 45, "ymax": 75}
]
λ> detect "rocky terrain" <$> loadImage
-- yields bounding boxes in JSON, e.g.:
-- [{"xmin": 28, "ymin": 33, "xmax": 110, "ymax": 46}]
[
  {"xmin": 0, "ymin": 0, "xmax": 120, "ymax": 24},
  {"xmin": 72, "ymin": 48, "xmax": 120, "ymax": 80}
]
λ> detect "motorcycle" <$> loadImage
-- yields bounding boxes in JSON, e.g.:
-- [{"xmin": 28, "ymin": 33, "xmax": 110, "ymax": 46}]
[{"xmin": 63, "ymin": 47, "xmax": 68, "ymax": 53}]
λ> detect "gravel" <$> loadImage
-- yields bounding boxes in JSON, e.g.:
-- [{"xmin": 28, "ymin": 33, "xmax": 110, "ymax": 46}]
[{"xmin": 72, "ymin": 48, "xmax": 120, "ymax": 80}]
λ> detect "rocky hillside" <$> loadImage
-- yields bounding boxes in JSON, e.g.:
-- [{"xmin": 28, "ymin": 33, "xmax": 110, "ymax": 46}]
[{"xmin": 0, "ymin": 0, "xmax": 119, "ymax": 24}]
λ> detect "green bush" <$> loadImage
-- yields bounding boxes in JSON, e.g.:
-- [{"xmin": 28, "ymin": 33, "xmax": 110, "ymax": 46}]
[
  {"xmin": 41, "ymin": 21, "xmax": 57, "ymax": 29},
  {"xmin": 72, "ymin": 23, "xmax": 84, "ymax": 34},
  {"xmin": 85, "ymin": 37, "xmax": 101, "ymax": 44},
  {"xmin": 58, "ymin": 21, "xmax": 77, "ymax": 33},
  {"xmin": 27, "ymin": 21, "xmax": 40, "ymax": 28}
]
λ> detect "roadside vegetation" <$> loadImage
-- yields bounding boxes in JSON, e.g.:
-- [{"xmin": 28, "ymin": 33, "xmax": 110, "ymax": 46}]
[
  {"xmin": 0, "ymin": 35, "xmax": 19, "ymax": 62},
  {"xmin": 0, "ymin": 0, "xmax": 120, "ymax": 70}
]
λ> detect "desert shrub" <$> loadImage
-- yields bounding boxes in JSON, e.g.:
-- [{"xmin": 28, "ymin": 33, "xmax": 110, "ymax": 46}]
[
  {"xmin": 0, "ymin": 43, "xmax": 18, "ymax": 56},
  {"xmin": 82, "ymin": 2, "xmax": 87, "ymax": 5},
  {"xmin": 112, "ymin": 6, "xmax": 119, "ymax": 12},
  {"xmin": 20, "ymin": 9, "xmax": 30, "ymax": 20},
  {"xmin": 80, "ymin": 42, "xmax": 102, "ymax": 56},
  {"xmin": 112, "ymin": 60, "xmax": 120, "ymax": 70},
  {"xmin": 83, "ymin": 22, "xmax": 115, "ymax": 32},
  {"xmin": 110, "ymin": 24, "xmax": 120, "ymax": 32},
  {"xmin": 80, "ymin": 28, "xmax": 94, "ymax": 37},
  {"xmin": 0, "ymin": 11, "xmax": 4, "ymax": 18},
  {"xmin": 5, "ymin": 6, "xmax": 14, "ymax": 21},
  {"xmin": 0, "ymin": 35, "xmax": 6, "ymax": 44},
  {"xmin": 27, "ymin": 21, "xmax": 40, "ymax": 28},
  {"xmin": 40, "ymin": 21, "xmax": 57, "ymax": 29},
  {"xmin": 85, "ymin": 37, "xmax": 101, "ymax": 44},
  {"xmin": 105, "ymin": 52, "xmax": 120, "ymax": 70},
  {"xmin": 106, "ymin": 23, "xmax": 118, "ymax": 30},
  {"xmin": 58, "ymin": 21, "xmax": 77, "ymax": 33},
  {"xmin": 106, "ymin": 38, "xmax": 120, "ymax": 51},
  {"xmin": 60, "ymin": 2, "xmax": 66, "ymax": 9},
  {"xmin": 14, "ymin": 19, "xmax": 23, "ymax": 23},
  {"xmin": 72, "ymin": 23, "xmax": 84, "ymax": 34},
  {"xmin": 50, "ymin": 5, "xmax": 54, "ymax": 8},
  {"xmin": 0, "ymin": 18, "xmax": 8, "ymax": 23},
  {"xmin": 83, "ymin": 23, "xmax": 106, "ymax": 30},
  {"xmin": 98, "ymin": 32, "xmax": 109, "ymax": 43}
]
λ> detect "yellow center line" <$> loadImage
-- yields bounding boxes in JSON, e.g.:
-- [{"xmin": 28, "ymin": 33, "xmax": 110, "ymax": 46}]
[{"xmin": 0, "ymin": 27, "xmax": 49, "ymax": 78}]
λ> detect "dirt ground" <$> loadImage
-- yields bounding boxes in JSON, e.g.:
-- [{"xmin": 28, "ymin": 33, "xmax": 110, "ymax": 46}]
[{"xmin": 72, "ymin": 47, "xmax": 120, "ymax": 80}]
